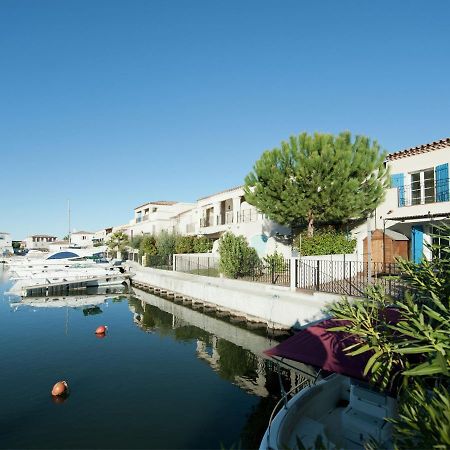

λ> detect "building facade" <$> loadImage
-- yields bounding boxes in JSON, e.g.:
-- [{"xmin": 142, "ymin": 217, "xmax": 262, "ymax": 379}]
[
  {"xmin": 70, "ymin": 231, "xmax": 95, "ymax": 248},
  {"xmin": 355, "ymin": 137, "xmax": 450, "ymax": 262},
  {"xmin": 25, "ymin": 235, "xmax": 57, "ymax": 250}
]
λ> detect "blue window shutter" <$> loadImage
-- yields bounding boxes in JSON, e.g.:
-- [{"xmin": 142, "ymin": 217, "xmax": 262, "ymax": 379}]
[
  {"xmin": 435, "ymin": 163, "xmax": 449, "ymax": 202},
  {"xmin": 391, "ymin": 173, "xmax": 405, "ymax": 206},
  {"xmin": 411, "ymin": 225, "xmax": 424, "ymax": 263}
]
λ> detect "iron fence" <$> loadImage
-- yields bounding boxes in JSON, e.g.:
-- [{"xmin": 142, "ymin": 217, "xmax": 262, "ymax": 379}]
[
  {"xmin": 295, "ymin": 259, "xmax": 406, "ymax": 298},
  {"xmin": 174, "ymin": 255, "xmax": 220, "ymax": 277},
  {"xmin": 145, "ymin": 255, "xmax": 173, "ymax": 270},
  {"xmin": 239, "ymin": 258, "xmax": 291, "ymax": 286}
]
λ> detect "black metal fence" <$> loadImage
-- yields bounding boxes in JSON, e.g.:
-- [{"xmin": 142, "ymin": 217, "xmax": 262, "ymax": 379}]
[
  {"xmin": 173, "ymin": 254, "xmax": 291, "ymax": 286},
  {"xmin": 174, "ymin": 255, "xmax": 220, "ymax": 277},
  {"xmin": 145, "ymin": 255, "xmax": 173, "ymax": 270},
  {"xmin": 295, "ymin": 259, "xmax": 406, "ymax": 298},
  {"xmin": 239, "ymin": 259, "xmax": 291, "ymax": 286}
]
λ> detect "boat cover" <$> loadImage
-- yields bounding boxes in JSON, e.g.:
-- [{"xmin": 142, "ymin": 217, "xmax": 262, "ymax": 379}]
[{"xmin": 264, "ymin": 310, "xmax": 400, "ymax": 381}]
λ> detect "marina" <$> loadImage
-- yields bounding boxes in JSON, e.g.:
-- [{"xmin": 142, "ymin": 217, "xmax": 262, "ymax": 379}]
[{"xmin": 0, "ymin": 277, "xmax": 313, "ymax": 449}]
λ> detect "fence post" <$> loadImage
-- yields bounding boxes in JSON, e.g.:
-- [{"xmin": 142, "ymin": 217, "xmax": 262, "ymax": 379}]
[
  {"xmin": 290, "ymin": 258, "xmax": 297, "ymax": 291},
  {"xmin": 271, "ymin": 260, "xmax": 275, "ymax": 284},
  {"xmin": 207, "ymin": 257, "xmax": 210, "ymax": 276},
  {"xmin": 173, "ymin": 254, "xmax": 176, "ymax": 271},
  {"xmin": 349, "ymin": 261, "xmax": 353, "ymax": 296},
  {"xmin": 197, "ymin": 257, "xmax": 200, "ymax": 275},
  {"xmin": 315, "ymin": 260, "xmax": 320, "ymax": 291}
]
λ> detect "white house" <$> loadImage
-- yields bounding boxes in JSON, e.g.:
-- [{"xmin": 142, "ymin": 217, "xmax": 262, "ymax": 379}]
[
  {"xmin": 355, "ymin": 137, "xmax": 450, "ymax": 262},
  {"xmin": 70, "ymin": 231, "xmax": 95, "ymax": 248},
  {"xmin": 93, "ymin": 227, "xmax": 113, "ymax": 246},
  {"xmin": 127, "ymin": 201, "xmax": 195, "ymax": 240},
  {"xmin": 0, "ymin": 232, "xmax": 13, "ymax": 256},
  {"xmin": 47, "ymin": 240, "xmax": 70, "ymax": 252},
  {"xmin": 25, "ymin": 235, "xmax": 57, "ymax": 250},
  {"xmin": 174, "ymin": 185, "xmax": 291, "ymax": 257}
]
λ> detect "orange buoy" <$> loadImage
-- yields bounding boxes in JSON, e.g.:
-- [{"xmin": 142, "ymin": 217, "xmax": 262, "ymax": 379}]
[
  {"xmin": 95, "ymin": 325, "xmax": 107, "ymax": 335},
  {"xmin": 51, "ymin": 380, "xmax": 69, "ymax": 397}
]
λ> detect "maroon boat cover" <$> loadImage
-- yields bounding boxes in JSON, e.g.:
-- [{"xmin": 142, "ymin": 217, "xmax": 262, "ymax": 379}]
[{"xmin": 264, "ymin": 311, "xmax": 400, "ymax": 381}]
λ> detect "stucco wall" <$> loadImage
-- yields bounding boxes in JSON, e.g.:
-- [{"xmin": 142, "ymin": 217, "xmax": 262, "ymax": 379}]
[{"xmin": 127, "ymin": 262, "xmax": 338, "ymax": 329}]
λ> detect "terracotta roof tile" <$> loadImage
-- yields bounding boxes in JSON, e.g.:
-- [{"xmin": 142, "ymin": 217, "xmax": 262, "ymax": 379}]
[{"xmin": 387, "ymin": 137, "xmax": 450, "ymax": 161}]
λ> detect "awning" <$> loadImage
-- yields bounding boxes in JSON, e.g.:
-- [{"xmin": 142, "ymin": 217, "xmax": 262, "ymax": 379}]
[{"xmin": 264, "ymin": 310, "xmax": 401, "ymax": 381}]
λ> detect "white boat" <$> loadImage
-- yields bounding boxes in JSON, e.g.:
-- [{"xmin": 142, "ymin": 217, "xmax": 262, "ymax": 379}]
[
  {"xmin": 10, "ymin": 294, "xmax": 109, "ymax": 309},
  {"xmin": 260, "ymin": 373, "xmax": 396, "ymax": 450},
  {"xmin": 260, "ymin": 317, "xmax": 398, "ymax": 450}
]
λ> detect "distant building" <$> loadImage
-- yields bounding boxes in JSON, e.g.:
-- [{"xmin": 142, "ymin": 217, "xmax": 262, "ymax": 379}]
[
  {"xmin": 47, "ymin": 240, "xmax": 70, "ymax": 252},
  {"xmin": 70, "ymin": 231, "xmax": 95, "ymax": 248},
  {"xmin": 93, "ymin": 227, "xmax": 113, "ymax": 246},
  {"xmin": 25, "ymin": 235, "xmax": 57, "ymax": 250},
  {"xmin": 0, "ymin": 232, "xmax": 13, "ymax": 256}
]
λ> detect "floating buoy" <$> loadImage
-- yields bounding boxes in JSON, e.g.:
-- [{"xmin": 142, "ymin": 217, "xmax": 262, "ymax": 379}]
[
  {"xmin": 95, "ymin": 325, "xmax": 107, "ymax": 335},
  {"xmin": 51, "ymin": 380, "xmax": 69, "ymax": 397}
]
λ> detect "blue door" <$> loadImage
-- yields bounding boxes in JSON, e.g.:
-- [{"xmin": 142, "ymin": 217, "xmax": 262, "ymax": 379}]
[{"xmin": 411, "ymin": 225, "xmax": 424, "ymax": 263}]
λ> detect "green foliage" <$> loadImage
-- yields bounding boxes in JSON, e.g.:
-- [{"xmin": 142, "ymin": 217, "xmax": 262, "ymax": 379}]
[
  {"xmin": 175, "ymin": 235, "xmax": 195, "ymax": 254},
  {"xmin": 328, "ymin": 223, "xmax": 450, "ymax": 448},
  {"xmin": 393, "ymin": 382, "xmax": 450, "ymax": 449},
  {"xmin": 106, "ymin": 231, "xmax": 129, "ymax": 253},
  {"xmin": 174, "ymin": 235, "xmax": 214, "ymax": 254},
  {"xmin": 140, "ymin": 235, "xmax": 158, "ymax": 256},
  {"xmin": 218, "ymin": 232, "xmax": 260, "ymax": 278},
  {"xmin": 193, "ymin": 236, "xmax": 213, "ymax": 253},
  {"xmin": 155, "ymin": 230, "xmax": 177, "ymax": 257},
  {"xmin": 294, "ymin": 228, "xmax": 356, "ymax": 255},
  {"xmin": 263, "ymin": 251, "xmax": 285, "ymax": 272},
  {"xmin": 244, "ymin": 131, "xmax": 388, "ymax": 235},
  {"xmin": 130, "ymin": 235, "xmax": 143, "ymax": 250}
]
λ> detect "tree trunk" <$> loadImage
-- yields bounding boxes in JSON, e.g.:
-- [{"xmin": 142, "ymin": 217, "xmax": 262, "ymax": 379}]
[{"xmin": 307, "ymin": 211, "xmax": 314, "ymax": 237}]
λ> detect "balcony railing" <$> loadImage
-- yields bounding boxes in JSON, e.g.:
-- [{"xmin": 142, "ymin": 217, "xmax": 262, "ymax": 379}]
[
  {"xmin": 397, "ymin": 178, "xmax": 449, "ymax": 207},
  {"xmin": 200, "ymin": 209, "xmax": 265, "ymax": 228}
]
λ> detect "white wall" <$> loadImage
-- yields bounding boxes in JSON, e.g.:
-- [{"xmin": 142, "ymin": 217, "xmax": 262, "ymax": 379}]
[
  {"xmin": 127, "ymin": 262, "xmax": 338, "ymax": 329},
  {"xmin": 70, "ymin": 233, "xmax": 94, "ymax": 248}
]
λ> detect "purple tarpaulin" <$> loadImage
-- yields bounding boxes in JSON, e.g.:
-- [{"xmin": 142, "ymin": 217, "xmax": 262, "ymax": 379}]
[{"xmin": 265, "ymin": 310, "xmax": 401, "ymax": 381}]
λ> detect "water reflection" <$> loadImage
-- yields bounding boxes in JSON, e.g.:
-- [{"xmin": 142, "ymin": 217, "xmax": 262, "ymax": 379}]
[{"xmin": 129, "ymin": 288, "xmax": 318, "ymax": 448}]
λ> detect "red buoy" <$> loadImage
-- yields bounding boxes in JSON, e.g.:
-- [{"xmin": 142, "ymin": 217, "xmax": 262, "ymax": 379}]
[
  {"xmin": 95, "ymin": 325, "xmax": 107, "ymax": 335},
  {"xmin": 51, "ymin": 380, "xmax": 68, "ymax": 397}
]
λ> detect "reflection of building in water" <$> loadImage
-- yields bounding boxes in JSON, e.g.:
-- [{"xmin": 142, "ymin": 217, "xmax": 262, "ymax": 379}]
[
  {"xmin": 129, "ymin": 291, "xmax": 318, "ymax": 397},
  {"xmin": 196, "ymin": 338, "xmax": 269, "ymax": 397}
]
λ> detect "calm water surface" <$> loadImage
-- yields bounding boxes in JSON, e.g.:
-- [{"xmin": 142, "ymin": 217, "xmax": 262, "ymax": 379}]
[{"xmin": 0, "ymin": 278, "xmax": 313, "ymax": 449}]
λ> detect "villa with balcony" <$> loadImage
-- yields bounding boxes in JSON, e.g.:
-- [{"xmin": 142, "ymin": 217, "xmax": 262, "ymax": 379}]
[
  {"xmin": 128, "ymin": 201, "xmax": 195, "ymax": 240},
  {"xmin": 355, "ymin": 137, "xmax": 449, "ymax": 263}
]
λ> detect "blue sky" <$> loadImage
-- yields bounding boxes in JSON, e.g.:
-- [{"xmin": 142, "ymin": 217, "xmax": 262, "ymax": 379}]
[{"xmin": 1, "ymin": 0, "xmax": 449, "ymax": 240}]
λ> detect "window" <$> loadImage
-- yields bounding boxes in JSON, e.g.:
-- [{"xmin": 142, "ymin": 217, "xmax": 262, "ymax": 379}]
[
  {"xmin": 410, "ymin": 169, "xmax": 435, "ymax": 205},
  {"xmin": 431, "ymin": 226, "xmax": 450, "ymax": 259}
]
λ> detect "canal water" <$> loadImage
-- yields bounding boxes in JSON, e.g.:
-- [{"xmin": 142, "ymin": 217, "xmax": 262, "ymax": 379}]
[{"xmin": 0, "ymin": 280, "xmax": 316, "ymax": 449}]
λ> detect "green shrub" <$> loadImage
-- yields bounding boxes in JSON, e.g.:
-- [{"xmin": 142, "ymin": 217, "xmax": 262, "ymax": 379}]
[
  {"xmin": 263, "ymin": 251, "xmax": 286, "ymax": 272},
  {"xmin": 140, "ymin": 235, "xmax": 157, "ymax": 256},
  {"xmin": 294, "ymin": 228, "xmax": 356, "ymax": 256},
  {"xmin": 156, "ymin": 230, "xmax": 177, "ymax": 257},
  {"xmin": 218, "ymin": 232, "xmax": 260, "ymax": 278},
  {"xmin": 193, "ymin": 236, "xmax": 213, "ymax": 253},
  {"xmin": 175, "ymin": 235, "xmax": 195, "ymax": 254}
]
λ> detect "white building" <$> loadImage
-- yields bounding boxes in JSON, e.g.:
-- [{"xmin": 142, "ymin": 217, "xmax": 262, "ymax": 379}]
[
  {"xmin": 93, "ymin": 227, "xmax": 113, "ymax": 246},
  {"xmin": 0, "ymin": 232, "xmax": 13, "ymax": 256},
  {"xmin": 174, "ymin": 186, "xmax": 291, "ymax": 257},
  {"xmin": 355, "ymin": 137, "xmax": 450, "ymax": 262},
  {"xmin": 25, "ymin": 235, "xmax": 57, "ymax": 250},
  {"xmin": 70, "ymin": 231, "xmax": 95, "ymax": 248},
  {"xmin": 47, "ymin": 240, "xmax": 70, "ymax": 252},
  {"xmin": 127, "ymin": 201, "xmax": 195, "ymax": 240}
]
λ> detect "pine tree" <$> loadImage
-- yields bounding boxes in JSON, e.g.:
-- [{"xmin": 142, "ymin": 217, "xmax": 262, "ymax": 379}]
[{"xmin": 244, "ymin": 131, "xmax": 389, "ymax": 236}]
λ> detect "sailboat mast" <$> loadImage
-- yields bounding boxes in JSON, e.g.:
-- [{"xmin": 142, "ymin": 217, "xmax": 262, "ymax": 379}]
[{"xmin": 68, "ymin": 200, "xmax": 71, "ymax": 244}]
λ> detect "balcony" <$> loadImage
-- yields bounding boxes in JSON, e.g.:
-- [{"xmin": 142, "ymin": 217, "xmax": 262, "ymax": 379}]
[
  {"xmin": 397, "ymin": 178, "xmax": 449, "ymax": 207},
  {"xmin": 200, "ymin": 209, "xmax": 265, "ymax": 228}
]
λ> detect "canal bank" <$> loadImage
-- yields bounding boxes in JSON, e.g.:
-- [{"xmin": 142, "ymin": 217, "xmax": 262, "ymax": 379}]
[{"xmin": 126, "ymin": 261, "xmax": 341, "ymax": 330}]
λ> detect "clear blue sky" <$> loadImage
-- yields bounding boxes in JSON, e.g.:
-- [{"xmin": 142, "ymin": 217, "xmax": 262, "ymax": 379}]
[{"xmin": 1, "ymin": 0, "xmax": 449, "ymax": 240}]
